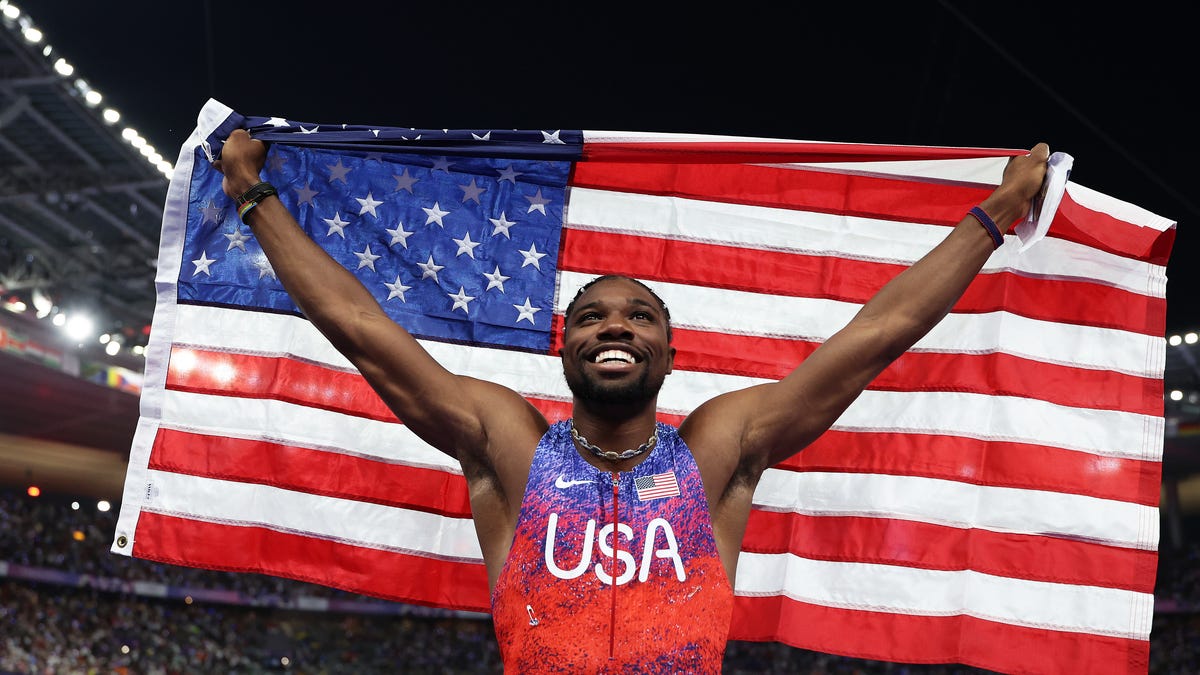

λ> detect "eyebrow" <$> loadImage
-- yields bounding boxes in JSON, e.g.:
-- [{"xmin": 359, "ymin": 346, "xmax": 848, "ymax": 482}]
[{"xmin": 570, "ymin": 297, "xmax": 659, "ymax": 316}]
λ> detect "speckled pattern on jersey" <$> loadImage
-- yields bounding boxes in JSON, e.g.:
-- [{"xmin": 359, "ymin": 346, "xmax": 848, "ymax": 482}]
[{"xmin": 492, "ymin": 421, "xmax": 733, "ymax": 673}]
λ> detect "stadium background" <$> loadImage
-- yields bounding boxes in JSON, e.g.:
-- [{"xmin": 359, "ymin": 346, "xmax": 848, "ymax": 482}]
[{"xmin": 0, "ymin": 3, "xmax": 1195, "ymax": 672}]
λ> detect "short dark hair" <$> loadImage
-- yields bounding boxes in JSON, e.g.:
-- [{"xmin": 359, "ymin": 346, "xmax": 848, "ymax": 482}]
[{"xmin": 563, "ymin": 275, "xmax": 673, "ymax": 342}]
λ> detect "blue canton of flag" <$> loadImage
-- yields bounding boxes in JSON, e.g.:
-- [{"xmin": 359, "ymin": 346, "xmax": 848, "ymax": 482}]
[{"xmin": 177, "ymin": 121, "xmax": 577, "ymax": 354}]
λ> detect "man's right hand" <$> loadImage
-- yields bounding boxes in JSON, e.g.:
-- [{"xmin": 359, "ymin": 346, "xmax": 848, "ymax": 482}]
[{"xmin": 212, "ymin": 129, "xmax": 269, "ymax": 199}]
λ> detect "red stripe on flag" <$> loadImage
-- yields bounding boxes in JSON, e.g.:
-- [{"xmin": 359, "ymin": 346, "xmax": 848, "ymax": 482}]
[
  {"xmin": 743, "ymin": 511, "xmax": 1158, "ymax": 593},
  {"xmin": 730, "ymin": 596, "xmax": 1149, "ymax": 675},
  {"xmin": 167, "ymin": 346, "xmax": 399, "ymax": 423},
  {"xmin": 548, "ymin": 318, "xmax": 1160, "ymax": 416},
  {"xmin": 132, "ymin": 511, "xmax": 490, "ymax": 612},
  {"xmin": 570, "ymin": 160, "xmax": 1172, "ymax": 264},
  {"xmin": 1052, "ymin": 191, "xmax": 1176, "ymax": 266},
  {"xmin": 148, "ymin": 427, "xmax": 474, "ymax": 518},
  {"xmin": 571, "ymin": 159, "xmax": 985, "ymax": 226},
  {"xmin": 581, "ymin": 140, "xmax": 1022, "ymax": 167},
  {"xmin": 785, "ymin": 430, "xmax": 1163, "ymax": 508},
  {"xmin": 559, "ymin": 228, "xmax": 1163, "ymax": 335}
]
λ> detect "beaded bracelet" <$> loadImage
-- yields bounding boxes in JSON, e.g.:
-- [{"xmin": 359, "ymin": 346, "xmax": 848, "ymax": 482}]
[{"xmin": 968, "ymin": 205, "xmax": 1005, "ymax": 249}]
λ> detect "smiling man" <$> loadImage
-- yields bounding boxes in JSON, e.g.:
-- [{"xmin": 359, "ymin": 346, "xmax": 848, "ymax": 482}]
[{"xmin": 215, "ymin": 129, "xmax": 1049, "ymax": 673}]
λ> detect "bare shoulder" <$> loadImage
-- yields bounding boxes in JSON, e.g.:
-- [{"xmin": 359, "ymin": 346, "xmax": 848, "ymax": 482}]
[
  {"xmin": 678, "ymin": 386, "xmax": 767, "ymax": 504},
  {"xmin": 456, "ymin": 376, "xmax": 549, "ymax": 494}
]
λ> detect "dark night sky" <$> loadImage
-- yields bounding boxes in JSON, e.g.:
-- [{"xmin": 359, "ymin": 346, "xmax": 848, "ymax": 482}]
[{"xmin": 18, "ymin": 1, "xmax": 1196, "ymax": 330}]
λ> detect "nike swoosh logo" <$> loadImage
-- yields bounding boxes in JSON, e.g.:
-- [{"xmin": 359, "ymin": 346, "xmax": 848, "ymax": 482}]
[{"xmin": 554, "ymin": 475, "xmax": 594, "ymax": 489}]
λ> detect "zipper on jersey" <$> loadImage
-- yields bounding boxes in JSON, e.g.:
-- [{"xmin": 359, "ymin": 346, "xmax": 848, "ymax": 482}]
[{"xmin": 610, "ymin": 470, "xmax": 619, "ymax": 660}]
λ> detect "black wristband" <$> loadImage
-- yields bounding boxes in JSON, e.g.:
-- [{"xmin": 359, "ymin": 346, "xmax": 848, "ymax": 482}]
[{"xmin": 235, "ymin": 182, "xmax": 278, "ymax": 219}]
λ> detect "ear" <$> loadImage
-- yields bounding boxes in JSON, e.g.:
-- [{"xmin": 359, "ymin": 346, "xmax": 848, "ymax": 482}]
[{"xmin": 666, "ymin": 346, "xmax": 676, "ymax": 374}]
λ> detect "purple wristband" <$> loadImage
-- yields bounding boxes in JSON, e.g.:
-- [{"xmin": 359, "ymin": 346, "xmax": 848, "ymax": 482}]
[{"xmin": 969, "ymin": 205, "xmax": 1004, "ymax": 249}]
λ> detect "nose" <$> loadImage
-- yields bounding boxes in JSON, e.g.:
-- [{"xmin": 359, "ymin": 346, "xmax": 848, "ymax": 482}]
[{"xmin": 597, "ymin": 314, "xmax": 634, "ymax": 339}]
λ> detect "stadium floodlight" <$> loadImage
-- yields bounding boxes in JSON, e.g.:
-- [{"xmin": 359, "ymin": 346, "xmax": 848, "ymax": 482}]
[
  {"xmin": 1186, "ymin": 332, "xmax": 1198, "ymax": 344},
  {"xmin": 97, "ymin": 500, "xmax": 111, "ymax": 512},
  {"xmin": 105, "ymin": 340, "xmax": 120, "ymax": 356},
  {"xmin": 1, "ymin": 3, "xmax": 19, "ymax": 20},
  {"xmin": 22, "ymin": 26, "xmax": 40, "ymax": 43},
  {"xmin": 64, "ymin": 313, "xmax": 94, "ymax": 341},
  {"xmin": 1169, "ymin": 390, "xmax": 1184, "ymax": 401},
  {"xmin": 84, "ymin": 89, "xmax": 102, "ymax": 106},
  {"xmin": 102, "ymin": 108, "xmax": 120, "ymax": 124},
  {"xmin": 1169, "ymin": 335, "xmax": 1182, "ymax": 346},
  {"xmin": 52, "ymin": 57, "xmax": 72, "ymax": 76}
]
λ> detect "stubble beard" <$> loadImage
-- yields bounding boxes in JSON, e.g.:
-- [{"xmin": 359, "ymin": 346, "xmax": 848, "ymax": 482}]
[{"xmin": 563, "ymin": 365, "xmax": 663, "ymax": 408}]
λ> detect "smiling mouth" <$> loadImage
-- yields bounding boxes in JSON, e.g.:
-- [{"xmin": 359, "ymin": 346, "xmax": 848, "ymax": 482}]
[{"xmin": 592, "ymin": 349, "xmax": 637, "ymax": 364}]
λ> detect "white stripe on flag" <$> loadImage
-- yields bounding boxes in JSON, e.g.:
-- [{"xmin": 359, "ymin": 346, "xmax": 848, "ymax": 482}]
[
  {"xmin": 160, "ymin": 389, "xmax": 461, "ymax": 471},
  {"xmin": 143, "ymin": 469, "xmax": 482, "ymax": 561},
  {"xmin": 753, "ymin": 470, "xmax": 1159, "ymax": 549},
  {"xmin": 564, "ymin": 188, "xmax": 1166, "ymax": 296},
  {"xmin": 734, "ymin": 552, "xmax": 1155, "ymax": 639}
]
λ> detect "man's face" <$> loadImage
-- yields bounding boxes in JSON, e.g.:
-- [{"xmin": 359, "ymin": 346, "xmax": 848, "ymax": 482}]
[{"xmin": 561, "ymin": 278, "xmax": 675, "ymax": 408}]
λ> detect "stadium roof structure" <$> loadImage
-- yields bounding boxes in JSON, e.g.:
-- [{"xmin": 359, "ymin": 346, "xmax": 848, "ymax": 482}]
[
  {"xmin": 0, "ymin": 5, "xmax": 167, "ymax": 343},
  {"xmin": 0, "ymin": 2, "xmax": 1196, "ymax": 522}
]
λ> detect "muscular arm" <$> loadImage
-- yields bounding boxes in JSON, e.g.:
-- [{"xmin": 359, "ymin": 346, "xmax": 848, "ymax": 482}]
[
  {"xmin": 683, "ymin": 144, "xmax": 1050, "ymax": 480},
  {"xmin": 214, "ymin": 131, "xmax": 546, "ymax": 480}
]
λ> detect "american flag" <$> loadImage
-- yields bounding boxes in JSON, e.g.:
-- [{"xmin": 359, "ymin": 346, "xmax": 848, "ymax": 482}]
[
  {"xmin": 634, "ymin": 471, "xmax": 680, "ymax": 501},
  {"xmin": 113, "ymin": 98, "xmax": 1174, "ymax": 675}
]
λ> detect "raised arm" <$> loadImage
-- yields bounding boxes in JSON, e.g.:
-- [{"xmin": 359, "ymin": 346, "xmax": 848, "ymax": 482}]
[
  {"xmin": 213, "ymin": 130, "xmax": 547, "ymax": 470},
  {"xmin": 684, "ymin": 144, "xmax": 1050, "ymax": 472}
]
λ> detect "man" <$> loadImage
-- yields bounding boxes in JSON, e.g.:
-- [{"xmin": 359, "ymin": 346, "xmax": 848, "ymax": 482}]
[{"xmin": 216, "ymin": 129, "xmax": 1049, "ymax": 672}]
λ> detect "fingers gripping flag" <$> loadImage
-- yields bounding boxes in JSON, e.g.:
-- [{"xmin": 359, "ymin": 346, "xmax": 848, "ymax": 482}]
[{"xmin": 114, "ymin": 99, "xmax": 1175, "ymax": 675}]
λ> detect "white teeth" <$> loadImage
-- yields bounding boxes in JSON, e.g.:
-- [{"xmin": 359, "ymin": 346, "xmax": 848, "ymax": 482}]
[{"xmin": 594, "ymin": 349, "xmax": 635, "ymax": 364}]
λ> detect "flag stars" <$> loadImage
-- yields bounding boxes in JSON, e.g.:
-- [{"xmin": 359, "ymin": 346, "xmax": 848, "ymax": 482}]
[
  {"xmin": 431, "ymin": 157, "xmax": 454, "ymax": 173},
  {"xmin": 489, "ymin": 212, "xmax": 516, "ymax": 238},
  {"xmin": 459, "ymin": 178, "xmax": 487, "ymax": 204},
  {"xmin": 525, "ymin": 189, "xmax": 551, "ymax": 215},
  {"xmin": 199, "ymin": 200, "xmax": 224, "ymax": 224},
  {"xmin": 254, "ymin": 256, "xmax": 277, "ymax": 280},
  {"xmin": 265, "ymin": 117, "xmax": 289, "ymax": 127},
  {"xmin": 541, "ymin": 130, "xmax": 565, "ymax": 144},
  {"xmin": 471, "ymin": 131, "xmax": 492, "ymax": 141},
  {"xmin": 513, "ymin": 298, "xmax": 540, "ymax": 324},
  {"xmin": 323, "ymin": 212, "xmax": 351, "ymax": 238},
  {"xmin": 418, "ymin": 255, "xmax": 444, "ymax": 281},
  {"xmin": 519, "ymin": 243, "xmax": 547, "ymax": 269},
  {"xmin": 393, "ymin": 169, "xmax": 418, "ymax": 193},
  {"xmin": 423, "ymin": 202, "xmax": 450, "ymax": 227},
  {"xmin": 300, "ymin": 125, "xmax": 319, "ymax": 134},
  {"xmin": 496, "ymin": 165, "xmax": 523, "ymax": 183},
  {"xmin": 384, "ymin": 276, "xmax": 411, "ymax": 302},
  {"xmin": 224, "ymin": 227, "xmax": 250, "ymax": 252},
  {"xmin": 448, "ymin": 287, "xmax": 475, "ymax": 313},
  {"xmin": 327, "ymin": 158, "xmax": 352, "ymax": 184},
  {"xmin": 386, "ymin": 223, "xmax": 413, "ymax": 248},
  {"xmin": 354, "ymin": 244, "xmax": 381, "ymax": 272},
  {"xmin": 453, "ymin": 232, "xmax": 482, "ymax": 258},
  {"xmin": 355, "ymin": 192, "xmax": 383, "ymax": 217},
  {"xmin": 483, "ymin": 266, "xmax": 510, "ymax": 292},
  {"xmin": 294, "ymin": 182, "xmax": 319, "ymax": 206},
  {"xmin": 191, "ymin": 251, "xmax": 216, "ymax": 276}
]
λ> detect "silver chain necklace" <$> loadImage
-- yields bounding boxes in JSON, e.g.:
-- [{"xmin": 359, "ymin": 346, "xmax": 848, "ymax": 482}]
[{"xmin": 569, "ymin": 419, "xmax": 658, "ymax": 461}]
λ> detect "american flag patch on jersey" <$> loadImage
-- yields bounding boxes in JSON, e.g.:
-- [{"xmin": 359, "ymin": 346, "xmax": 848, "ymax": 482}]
[{"xmin": 635, "ymin": 471, "xmax": 680, "ymax": 501}]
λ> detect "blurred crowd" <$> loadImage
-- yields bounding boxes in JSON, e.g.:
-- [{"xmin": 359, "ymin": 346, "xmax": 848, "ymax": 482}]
[{"xmin": 0, "ymin": 489, "xmax": 1195, "ymax": 674}]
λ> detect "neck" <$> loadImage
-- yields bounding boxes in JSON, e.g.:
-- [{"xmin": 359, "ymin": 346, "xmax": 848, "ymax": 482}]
[{"xmin": 569, "ymin": 399, "xmax": 659, "ymax": 462}]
